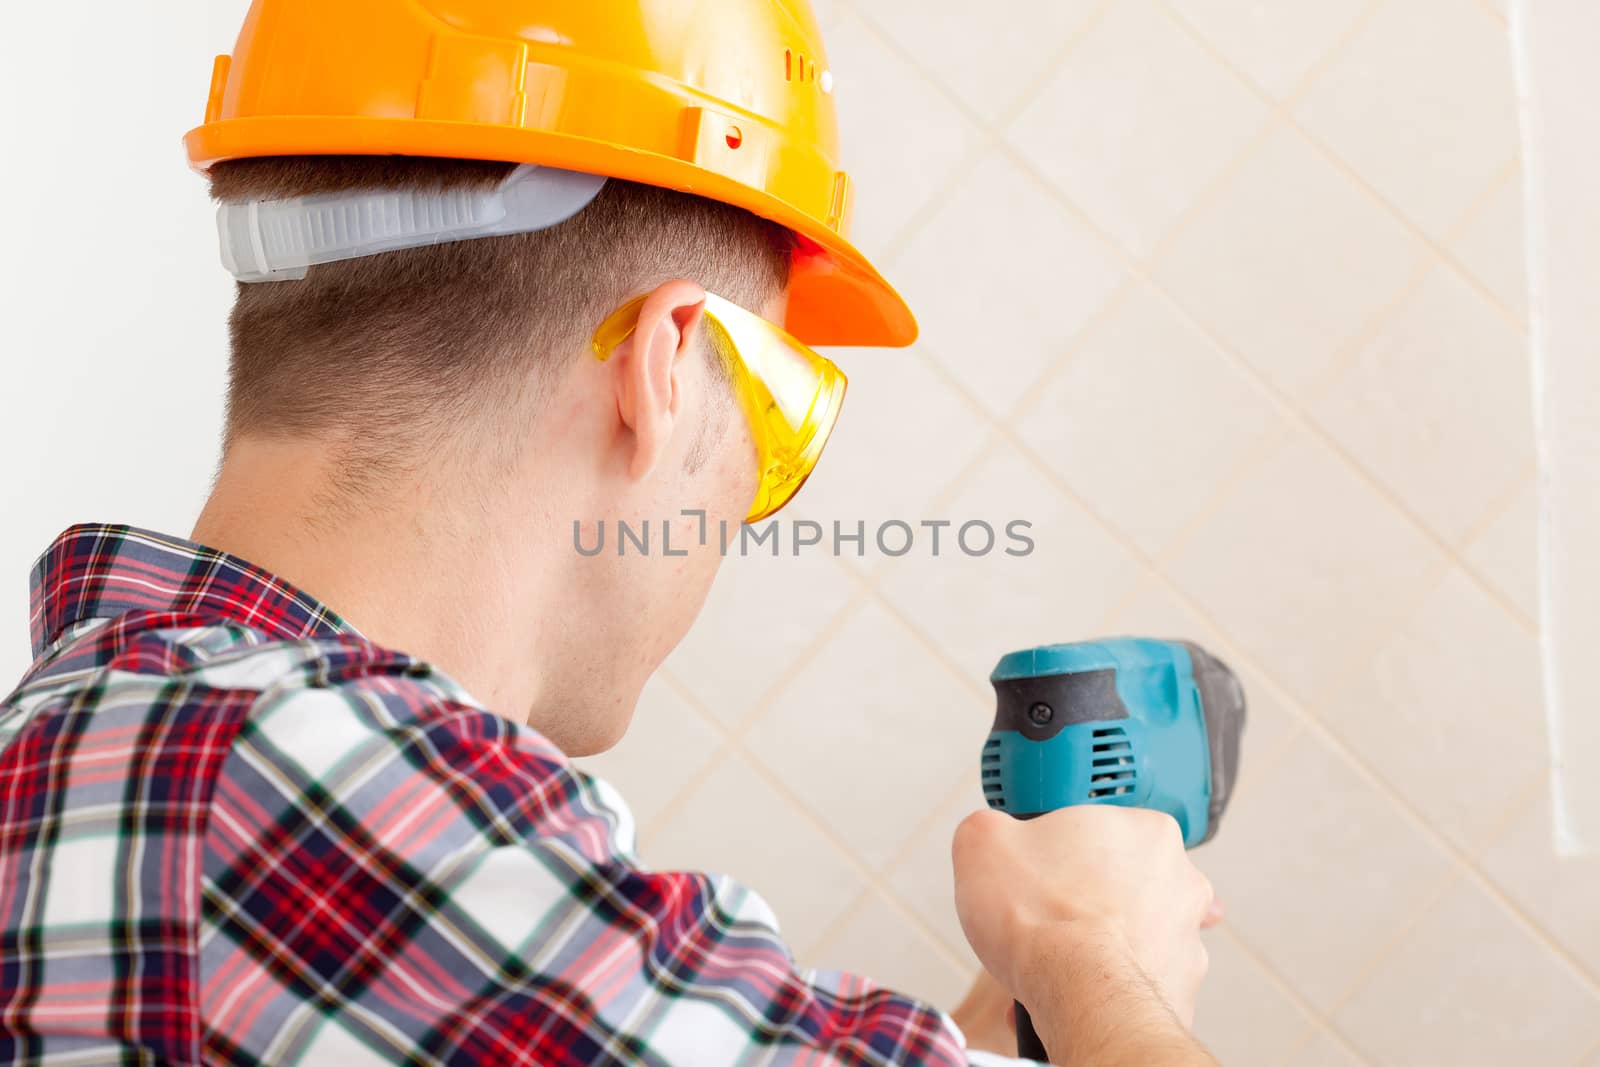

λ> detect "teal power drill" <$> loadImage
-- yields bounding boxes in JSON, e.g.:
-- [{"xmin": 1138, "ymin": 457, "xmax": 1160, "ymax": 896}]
[{"xmin": 982, "ymin": 638, "xmax": 1247, "ymax": 1062}]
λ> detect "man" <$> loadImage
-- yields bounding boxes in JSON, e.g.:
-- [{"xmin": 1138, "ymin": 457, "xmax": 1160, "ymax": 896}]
[{"xmin": 0, "ymin": 1, "xmax": 1219, "ymax": 1064}]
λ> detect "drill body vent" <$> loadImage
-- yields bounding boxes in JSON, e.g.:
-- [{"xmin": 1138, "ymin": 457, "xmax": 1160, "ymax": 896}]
[
  {"xmin": 981, "ymin": 736, "xmax": 1005, "ymax": 809},
  {"xmin": 1087, "ymin": 725, "xmax": 1137, "ymax": 799}
]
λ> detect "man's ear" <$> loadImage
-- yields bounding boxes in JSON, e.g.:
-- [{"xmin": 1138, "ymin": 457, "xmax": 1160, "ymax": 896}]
[{"xmin": 613, "ymin": 280, "xmax": 708, "ymax": 481}]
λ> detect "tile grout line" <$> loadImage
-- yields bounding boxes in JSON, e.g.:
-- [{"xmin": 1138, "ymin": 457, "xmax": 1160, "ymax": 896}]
[
  {"xmin": 1207, "ymin": 580, "xmax": 1599, "ymax": 999},
  {"xmin": 1258, "ymin": 709, "xmax": 1600, "ymax": 1002},
  {"xmin": 724, "ymin": 579, "xmax": 878, "ymax": 738},
  {"xmin": 846, "ymin": 0, "xmax": 1118, "ymax": 146},
  {"xmin": 824, "ymin": 0, "xmax": 1010, "ymax": 273},
  {"xmin": 833, "ymin": 495, "xmax": 1330, "ymax": 964},
  {"xmin": 1140, "ymin": 427, "xmax": 1299, "ymax": 573},
  {"xmin": 965, "ymin": 88, "xmax": 1535, "ymax": 634},
  {"xmin": 851, "ymin": 9, "xmax": 1538, "ymax": 646},
  {"xmin": 629, "ymin": 713, "xmax": 736, "ymax": 842},
  {"xmin": 965, "ymin": 38, "xmax": 1535, "ymax": 627},
  {"xmin": 653, "ymin": 430, "xmax": 1061, "ymax": 970},
  {"xmin": 1451, "ymin": 460, "xmax": 1539, "ymax": 628},
  {"xmin": 1151, "ymin": 0, "xmax": 1528, "ymax": 336},
  {"xmin": 756, "ymin": 428, "xmax": 1179, "ymax": 969},
  {"xmin": 1209, "ymin": 922, "xmax": 1375, "ymax": 1065},
  {"xmin": 1003, "ymin": 141, "xmax": 1538, "ymax": 641},
  {"xmin": 1435, "ymin": 155, "xmax": 1531, "ymax": 328},
  {"xmin": 1133, "ymin": 260, "xmax": 1539, "ymax": 637},
  {"xmin": 1456, "ymin": 493, "xmax": 1544, "ymax": 598},
  {"xmin": 841, "ymin": 0, "xmax": 1113, "ymax": 272},
  {"xmin": 655, "ymin": 461, "xmax": 1575, "ymax": 1029},
  {"xmin": 1140, "ymin": 0, "xmax": 1391, "ymax": 264},
  {"xmin": 572, "ymin": 4, "xmax": 1564, "ymax": 1052},
  {"xmin": 813, "ymin": 420, "xmax": 1013, "ymax": 598},
  {"xmin": 808, "ymin": 309, "xmax": 1573, "ymax": 1024},
  {"xmin": 1460, "ymin": 772, "xmax": 1600, "ymax": 1023},
  {"xmin": 633, "ymin": 0, "xmax": 1566, "ymax": 1026},
  {"xmin": 1477, "ymin": 771, "xmax": 1551, "ymax": 858},
  {"xmin": 986, "ymin": 0, "xmax": 1122, "ymax": 131},
  {"xmin": 846, "ymin": 0, "xmax": 1529, "ymax": 630},
  {"xmin": 1288, "ymin": 118, "xmax": 1525, "ymax": 333},
  {"xmin": 941, "ymin": 350, "xmax": 1469, "ymax": 827},
  {"xmin": 956, "ymin": 260, "xmax": 1144, "ymax": 441},
  {"xmin": 1466, "ymin": 767, "xmax": 1555, "ymax": 863},
  {"xmin": 1457, "ymin": 459, "xmax": 1538, "ymax": 551},
  {"xmin": 1450, "ymin": 154, "xmax": 1523, "ymax": 246},
  {"xmin": 1317, "ymin": 865, "xmax": 1471, "ymax": 1020},
  {"xmin": 1154, "ymin": 0, "xmax": 1386, "ymax": 105},
  {"xmin": 851, "ymin": 4, "xmax": 1497, "ymax": 652},
  {"xmin": 1433, "ymin": 862, "xmax": 1600, "ymax": 1002},
  {"xmin": 653, "ymin": 656, "xmax": 982, "ymax": 978},
  {"xmin": 975, "ymin": 424, "xmax": 1600, "ymax": 1000},
  {"xmin": 837, "ymin": 338, "xmax": 1461, "ymax": 848},
  {"xmin": 1279, "ymin": 1024, "xmax": 1374, "ymax": 1067},
  {"xmin": 1206, "ymin": 773, "xmax": 1585, "ymax": 1061},
  {"xmin": 638, "ymin": 662, "xmax": 772, "ymax": 840},
  {"xmin": 802, "ymin": 884, "xmax": 877, "ymax": 961},
  {"xmin": 871, "ymin": 138, "xmax": 992, "ymax": 274},
  {"xmin": 801, "ymin": 773, "xmax": 977, "ymax": 969},
  {"xmin": 873, "ymin": 0, "xmax": 1580, "ymax": 1033}
]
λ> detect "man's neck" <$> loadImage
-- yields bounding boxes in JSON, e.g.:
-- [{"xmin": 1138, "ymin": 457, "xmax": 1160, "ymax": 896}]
[{"xmin": 192, "ymin": 436, "xmax": 542, "ymax": 720}]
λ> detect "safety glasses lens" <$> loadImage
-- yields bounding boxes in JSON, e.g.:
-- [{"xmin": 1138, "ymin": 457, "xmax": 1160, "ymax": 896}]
[{"xmin": 701, "ymin": 294, "xmax": 846, "ymax": 522}]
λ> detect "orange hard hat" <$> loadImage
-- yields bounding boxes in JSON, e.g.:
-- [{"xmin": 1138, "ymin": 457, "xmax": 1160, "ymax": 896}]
[{"xmin": 185, "ymin": 0, "xmax": 917, "ymax": 348}]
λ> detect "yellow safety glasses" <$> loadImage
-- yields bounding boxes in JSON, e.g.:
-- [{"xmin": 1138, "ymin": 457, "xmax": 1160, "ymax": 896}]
[{"xmin": 592, "ymin": 292, "xmax": 847, "ymax": 523}]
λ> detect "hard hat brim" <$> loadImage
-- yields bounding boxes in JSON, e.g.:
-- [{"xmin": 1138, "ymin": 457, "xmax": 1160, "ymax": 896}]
[{"xmin": 186, "ymin": 116, "xmax": 918, "ymax": 349}]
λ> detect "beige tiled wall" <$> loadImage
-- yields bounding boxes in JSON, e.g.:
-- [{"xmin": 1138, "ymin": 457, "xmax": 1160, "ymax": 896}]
[{"xmin": 583, "ymin": 1, "xmax": 1600, "ymax": 1063}]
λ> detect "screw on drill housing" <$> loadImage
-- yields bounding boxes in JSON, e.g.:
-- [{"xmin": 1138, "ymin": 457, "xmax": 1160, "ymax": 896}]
[{"xmin": 1028, "ymin": 702, "xmax": 1054, "ymax": 726}]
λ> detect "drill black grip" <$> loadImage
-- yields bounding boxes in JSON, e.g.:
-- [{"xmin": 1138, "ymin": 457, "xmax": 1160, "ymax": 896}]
[
  {"xmin": 1000, "ymin": 810, "xmax": 1053, "ymax": 1061},
  {"xmin": 991, "ymin": 668, "xmax": 1128, "ymax": 741},
  {"xmin": 1014, "ymin": 1002, "xmax": 1050, "ymax": 1062}
]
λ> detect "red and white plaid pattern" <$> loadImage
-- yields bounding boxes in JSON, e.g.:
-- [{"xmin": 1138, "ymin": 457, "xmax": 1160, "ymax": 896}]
[{"xmin": 0, "ymin": 525, "xmax": 987, "ymax": 1065}]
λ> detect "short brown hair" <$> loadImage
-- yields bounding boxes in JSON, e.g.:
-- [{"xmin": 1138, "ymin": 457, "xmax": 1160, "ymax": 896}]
[{"xmin": 208, "ymin": 156, "xmax": 795, "ymax": 463}]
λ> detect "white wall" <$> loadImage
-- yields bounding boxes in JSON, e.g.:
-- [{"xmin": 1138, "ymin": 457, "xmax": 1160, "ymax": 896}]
[{"xmin": 0, "ymin": 2, "xmax": 252, "ymax": 683}]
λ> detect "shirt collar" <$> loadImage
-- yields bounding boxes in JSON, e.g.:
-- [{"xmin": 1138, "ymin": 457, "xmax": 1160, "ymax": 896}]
[{"xmin": 29, "ymin": 524, "xmax": 355, "ymax": 657}]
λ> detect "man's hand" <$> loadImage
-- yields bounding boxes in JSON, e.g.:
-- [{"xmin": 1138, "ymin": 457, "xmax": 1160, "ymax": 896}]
[{"xmin": 951, "ymin": 807, "xmax": 1220, "ymax": 1066}]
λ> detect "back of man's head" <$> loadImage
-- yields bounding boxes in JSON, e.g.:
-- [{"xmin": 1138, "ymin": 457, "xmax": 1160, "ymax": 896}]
[{"xmin": 209, "ymin": 156, "xmax": 796, "ymax": 473}]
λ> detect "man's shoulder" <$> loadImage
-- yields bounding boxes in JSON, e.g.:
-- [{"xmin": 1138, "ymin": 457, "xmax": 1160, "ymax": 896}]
[
  {"xmin": 15, "ymin": 612, "xmax": 518, "ymax": 739},
  {"xmin": 225, "ymin": 635, "xmax": 572, "ymax": 815},
  {"xmin": 201, "ymin": 632, "xmax": 631, "ymax": 873},
  {"xmin": 198, "ymin": 636, "xmax": 645, "ymax": 954},
  {"xmin": 7, "ymin": 618, "xmax": 579, "ymax": 837},
  {"xmin": 11, "ymin": 618, "xmax": 493, "ymax": 739},
  {"xmin": 4, "ymin": 616, "xmax": 626, "ymax": 873}
]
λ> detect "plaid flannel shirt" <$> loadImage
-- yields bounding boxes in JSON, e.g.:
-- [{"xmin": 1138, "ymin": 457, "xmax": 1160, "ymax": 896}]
[{"xmin": 0, "ymin": 524, "xmax": 992, "ymax": 1066}]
